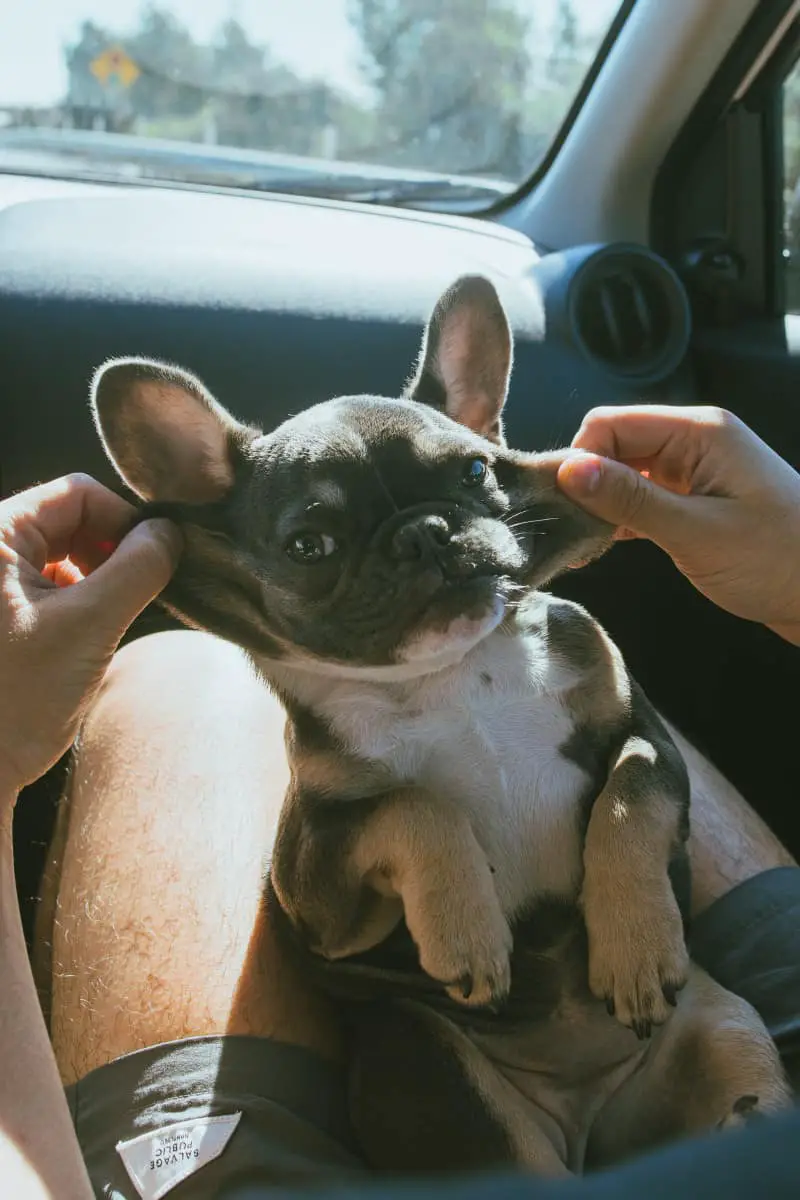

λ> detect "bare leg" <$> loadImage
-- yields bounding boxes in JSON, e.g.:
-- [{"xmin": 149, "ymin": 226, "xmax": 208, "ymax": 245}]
[
  {"xmin": 665, "ymin": 721, "xmax": 796, "ymax": 918},
  {"xmin": 44, "ymin": 630, "xmax": 343, "ymax": 1087}
]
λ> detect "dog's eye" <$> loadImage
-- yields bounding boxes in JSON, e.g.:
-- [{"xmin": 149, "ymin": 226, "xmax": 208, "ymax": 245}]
[
  {"xmin": 462, "ymin": 457, "xmax": 489, "ymax": 487},
  {"xmin": 286, "ymin": 532, "xmax": 338, "ymax": 564}
]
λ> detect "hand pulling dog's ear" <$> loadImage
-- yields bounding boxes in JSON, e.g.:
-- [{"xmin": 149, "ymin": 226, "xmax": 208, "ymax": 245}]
[{"xmin": 91, "ymin": 274, "xmax": 513, "ymax": 500}]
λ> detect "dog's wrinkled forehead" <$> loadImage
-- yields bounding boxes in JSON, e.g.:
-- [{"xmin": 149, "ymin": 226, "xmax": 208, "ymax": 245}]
[{"xmin": 247, "ymin": 394, "xmax": 490, "ymax": 511}]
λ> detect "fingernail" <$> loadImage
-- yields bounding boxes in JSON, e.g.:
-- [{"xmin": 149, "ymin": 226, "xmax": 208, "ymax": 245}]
[
  {"xmin": 561, "ymin": 453, "xmax": 602, "ymax": 495},
  {"xmin": 138, "ymin": 517, "xmax": 184, "ymax": 561}
]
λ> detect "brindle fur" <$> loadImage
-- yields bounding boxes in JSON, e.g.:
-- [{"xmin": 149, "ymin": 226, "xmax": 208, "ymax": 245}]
[{"xmin": 89, "ymin": 274, "xmax": 792, "ymax": 1177}]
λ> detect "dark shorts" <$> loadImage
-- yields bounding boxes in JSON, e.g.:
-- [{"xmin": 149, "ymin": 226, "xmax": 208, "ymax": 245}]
[{"xmin": 67, "ymin": 867, "xmax": 800, "ymax": 1199}]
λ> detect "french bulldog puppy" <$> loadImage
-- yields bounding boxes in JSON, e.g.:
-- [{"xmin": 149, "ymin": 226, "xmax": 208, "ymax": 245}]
[{"xmin": 91, "ymin": 276, "xmax": 791, "ymax": 1178}]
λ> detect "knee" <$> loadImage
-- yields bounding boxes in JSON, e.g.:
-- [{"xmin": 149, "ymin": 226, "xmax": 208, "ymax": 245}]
[
  {"xmin": 80, "ymin": 630, "xmax": 287, "ymax": 767},
  {"xmin": 97, "ymin": 630, "xmax": 272, "ymax": 716},
  {"xmin": 104, "ymin": 629, "xmax": 252, "ymax": 694}
]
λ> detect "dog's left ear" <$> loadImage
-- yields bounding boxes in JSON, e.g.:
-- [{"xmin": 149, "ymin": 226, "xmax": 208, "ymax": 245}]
[{"xmin": 406, "ymin": 275, "xmax": 513, "ymax": 445}]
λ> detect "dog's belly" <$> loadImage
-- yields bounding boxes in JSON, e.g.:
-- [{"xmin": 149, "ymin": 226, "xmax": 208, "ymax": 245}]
[
  {"xmin": 415, "ymin": 705, "xmax": 588, "ymax": 912},
  {"xmin": 469, "ymin": 1002, "xmax": 650, "ymax": 1173},
  {"xmin": 475, "ymin": 991, "xmax": 646, "ymax": 1091}
]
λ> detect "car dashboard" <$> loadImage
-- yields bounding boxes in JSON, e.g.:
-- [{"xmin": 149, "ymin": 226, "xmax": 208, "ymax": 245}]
[{"xmin": 0, "ymin": 174, "xmax": 696, "ymax": 495}]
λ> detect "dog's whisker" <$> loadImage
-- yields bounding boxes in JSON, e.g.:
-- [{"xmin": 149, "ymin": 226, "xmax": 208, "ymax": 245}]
[
  {"xmin": 504, "ymin": 504, "xmax": 540, "ymax": 520},
  {"xmin": 504, "ymin": 513, "xmax": 560, "ymax": 526},
  {"xmin": 506, "ymin": 518, "xmax": 558, "ymax": 534},
  {"xmin": 506, "ymin": 517, "xmax": 557, "ymax": 529}
]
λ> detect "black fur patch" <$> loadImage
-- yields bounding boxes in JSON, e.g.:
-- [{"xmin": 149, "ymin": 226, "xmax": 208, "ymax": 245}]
[
  {"xmin": 284, "ymin": 698, "xmax": 347, "ymax": 760},
  {"xmin": 349, "ymin": 1000, "xmax": 517, "ymax": 1174},
  {"xmin": 545, "ymin": 599, "xmax": 605, "ymax": 669}
]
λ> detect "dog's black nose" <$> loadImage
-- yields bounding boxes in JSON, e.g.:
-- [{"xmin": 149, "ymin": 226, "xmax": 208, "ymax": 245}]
[{"xmin": 390, "ymin": 514, "xmax": 451, "ymax": 561}]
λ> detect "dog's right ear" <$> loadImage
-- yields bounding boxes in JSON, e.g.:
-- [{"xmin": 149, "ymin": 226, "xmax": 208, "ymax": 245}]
[{"xmin": 90, "ymin": 358, "xmax": 255, "ymax": 504}]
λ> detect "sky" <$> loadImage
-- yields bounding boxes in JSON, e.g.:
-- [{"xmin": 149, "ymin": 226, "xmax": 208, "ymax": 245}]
[{"xmin": 0, "ymin": 0, "xmax": 620, "ymax": 107}]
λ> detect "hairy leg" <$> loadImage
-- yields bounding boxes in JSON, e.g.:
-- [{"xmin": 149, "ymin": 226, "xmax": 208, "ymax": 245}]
[{"xmin": 44, "ymin": 630, "xmax": 343, "ymax": 1087}]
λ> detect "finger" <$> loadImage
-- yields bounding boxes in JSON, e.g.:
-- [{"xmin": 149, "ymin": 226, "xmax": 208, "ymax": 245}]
[
  {"xmin": 2, "ymin": 475, "xmax": 136, "ymax": 571},
  {"xmin": 557, "ymin": 452, "xmax": 699, "ymax": 546},
  {"xmin": 69, "ymin": 538, "xmax": 120, "ymax": 577},
  {"xmin": 571, "ymin": 406, "xmax": 725, "ymax": 492},
  {"xmin": 59, "ymin": 518, "xmax": 183, "ymax": 643}
]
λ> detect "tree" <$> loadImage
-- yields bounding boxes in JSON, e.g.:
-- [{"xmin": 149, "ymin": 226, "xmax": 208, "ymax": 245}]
[
  {"xmin": 347, "ymin": 0, "xmax": 532, "ymax": 179},
  {"xmin": 126, "ymin": 6, "xmax": 211, "ymax": 120},
  {"xmin": 61, "ymin": 7, "xmax": 373, "ymax": 159},
  {"xmin": 547, "ymin": 0, "xmax": 580, "ymax": 89}
]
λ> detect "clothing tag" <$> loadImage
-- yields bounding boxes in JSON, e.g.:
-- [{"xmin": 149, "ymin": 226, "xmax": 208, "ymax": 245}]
[{"xmin": 116, "ymin": 1112, "xmax": 242, "ymax": 1200}]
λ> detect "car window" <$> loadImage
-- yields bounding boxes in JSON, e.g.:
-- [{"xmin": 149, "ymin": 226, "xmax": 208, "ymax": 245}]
[{"xmin": 0, "ymin": 1, "xmax": 625, "ymax": 210}]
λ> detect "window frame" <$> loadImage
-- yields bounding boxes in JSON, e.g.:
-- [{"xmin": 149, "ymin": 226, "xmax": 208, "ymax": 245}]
[{"xmin": 650, "ymin": 0, "xmax": 800, "ymax": 326}]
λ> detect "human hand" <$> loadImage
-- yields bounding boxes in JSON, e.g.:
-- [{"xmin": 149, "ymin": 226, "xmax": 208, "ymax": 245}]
[
  {"xmin": 556, "ymin": 405, "xmax": 800, "ymax": 645},
  {"xmin": 0, "ymin": 474, "xmax": 181, "ymax": 804}
]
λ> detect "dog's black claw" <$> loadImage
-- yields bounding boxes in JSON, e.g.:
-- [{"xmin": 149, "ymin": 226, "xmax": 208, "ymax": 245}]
[
  {"xmin": 717, "ymin": 1095, "xmax": 762, "ymax": 1132},
  {"xmin": 457, "ymin": 974, "xmax": 474, "ymax": 1000},
  {"xmin": 633, "ymin": 1019, "xmax": 652, "ymax": 1041},
  {"xmin": 605, "ymin": 996, "xmax": 616, "ymax": 1017},
  {"xmin": 663, "ymin": 983, "xmax": 679, "ymax": 1007}
]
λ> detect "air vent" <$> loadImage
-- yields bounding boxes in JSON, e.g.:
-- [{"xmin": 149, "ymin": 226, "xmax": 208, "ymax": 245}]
[{"xmin": 568, "ymin": 247, "xmax": 690, "ymax": 384}]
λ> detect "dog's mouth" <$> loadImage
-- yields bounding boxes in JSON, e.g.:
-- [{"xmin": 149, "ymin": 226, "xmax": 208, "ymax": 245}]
[
  {"xmin": 396, "ymin": 572, "xmax": 511, "ymax": 668},
  {"xmin": 408, "ymin": 564, "xmax": 511, "ymax": 621}
]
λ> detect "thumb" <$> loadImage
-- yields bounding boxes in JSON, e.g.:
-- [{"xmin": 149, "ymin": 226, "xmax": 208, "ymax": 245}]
[
  {"xmin": 557, "ymin": 452, "xmax": 694, "ymax": 547},
  {"xmin": 68, "ymin": 518, "xmax": 183, "ymax": 640}
]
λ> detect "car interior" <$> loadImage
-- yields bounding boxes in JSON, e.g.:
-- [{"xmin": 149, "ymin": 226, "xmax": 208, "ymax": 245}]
[{"xmin": 3, "ymin": 0, "xmax": 800, "ymax": 954}]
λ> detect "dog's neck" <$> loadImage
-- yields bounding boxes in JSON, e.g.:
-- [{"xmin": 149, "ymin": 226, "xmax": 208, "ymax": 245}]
[{"xmin": 253, "ymin": 621, "xmax": 518, "ymax": 715}]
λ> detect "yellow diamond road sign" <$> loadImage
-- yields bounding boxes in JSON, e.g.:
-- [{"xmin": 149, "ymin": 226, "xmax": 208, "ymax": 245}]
[{"xmin": 90, "ymin": 46, "xmax": 140, "ymax": 89}]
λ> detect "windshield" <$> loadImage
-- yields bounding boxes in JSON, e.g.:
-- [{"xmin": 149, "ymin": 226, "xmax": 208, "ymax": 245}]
[{"xmin": 1, "ymin": 1, "xmax": 624, "ymax": 209}]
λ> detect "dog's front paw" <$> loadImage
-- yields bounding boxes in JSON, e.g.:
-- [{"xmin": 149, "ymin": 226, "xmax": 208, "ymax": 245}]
[
  {"xmin": 416, "ymin": 897, "xmax": 513, "ymax": 1010},
  {"xmin": 585, "ymin": 888, "xmax": 689, "ymax": 1038}
]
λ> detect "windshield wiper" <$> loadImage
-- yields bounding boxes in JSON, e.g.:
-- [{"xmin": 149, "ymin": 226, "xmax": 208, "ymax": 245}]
[{"xmin": 258, "ymin": 174, "xmax": 513, "ymax": 208}]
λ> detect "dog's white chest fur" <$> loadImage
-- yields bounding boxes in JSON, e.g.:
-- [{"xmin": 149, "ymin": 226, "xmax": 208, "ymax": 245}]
[{"xmin": 283, "ymin": 630, "xmax": 590, "ymax": 912}]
